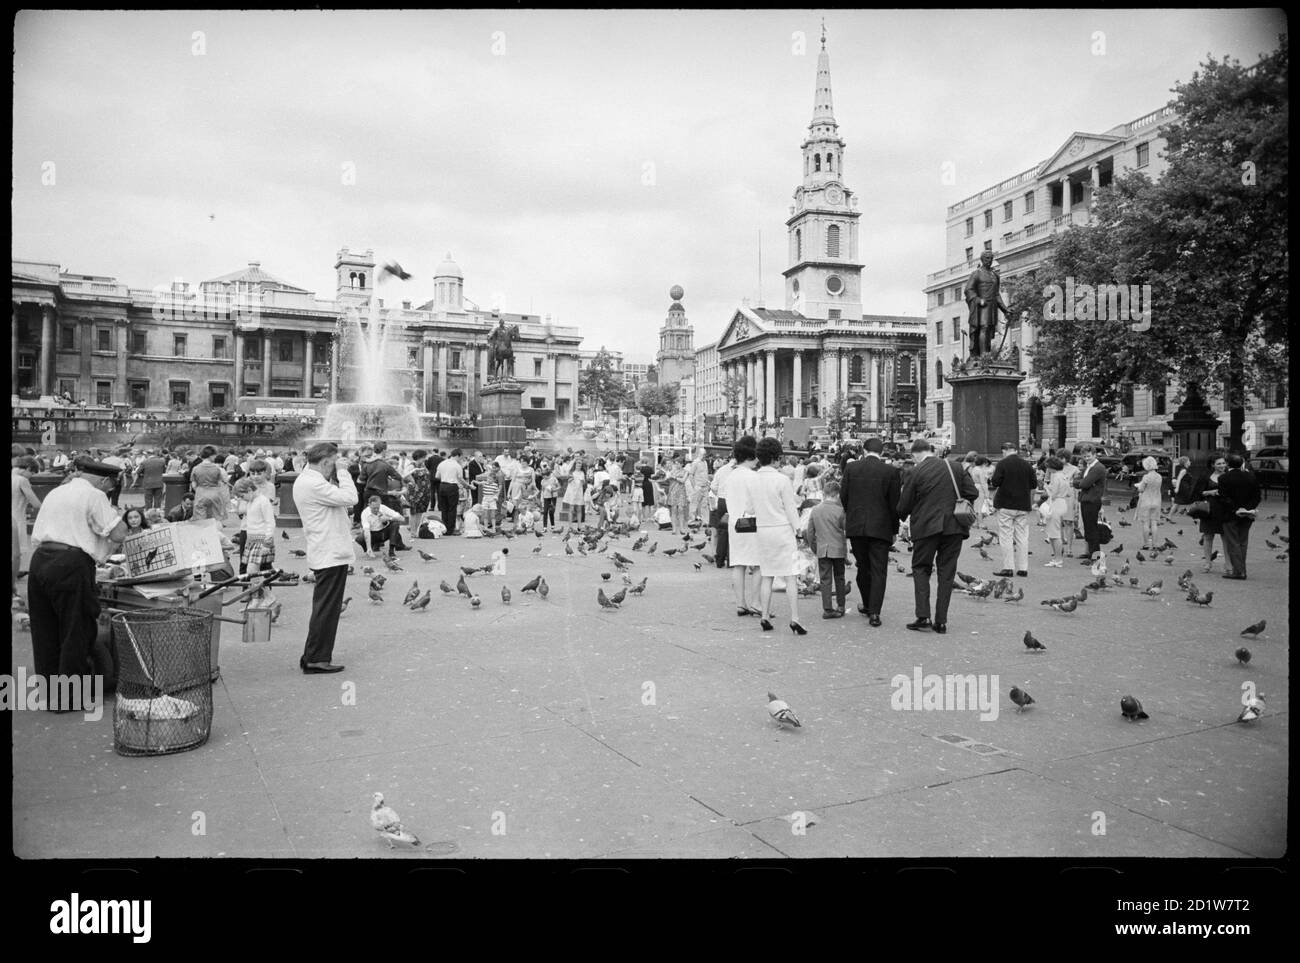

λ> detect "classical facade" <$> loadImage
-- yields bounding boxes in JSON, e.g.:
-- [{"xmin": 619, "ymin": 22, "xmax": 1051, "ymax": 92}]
[
  {"xmin": 714, "ymin": 31, "xmax": 925, "ymax": 436},
  {"xmin": 925, "ymin": 96, "xmax": 1287, "ymax": 452},
  {"xmin": 12, "ymin": 250, "xmax": 585, "ymax": 425}
]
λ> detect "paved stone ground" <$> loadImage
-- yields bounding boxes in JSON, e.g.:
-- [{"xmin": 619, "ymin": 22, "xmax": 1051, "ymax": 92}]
[{"xmin": 11, "ymin": 497, "xmax": 1289, "ymax": 858}]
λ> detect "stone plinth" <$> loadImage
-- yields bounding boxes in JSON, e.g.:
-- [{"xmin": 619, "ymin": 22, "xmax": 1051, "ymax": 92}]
[
  {"xmin": 947, "ymin": 361, "xmax": 1023, "ymax": 458},
  {"xmin": 478, "ymin": 380, "xmax": 527, "ymax": 452},
  {"xmin": 275, "ymin": 470, "xmax": 302, "ymax": 528},
  {"xmin": 1167, "ymin": 383, "xmax": 1222, "ymax": 474}
]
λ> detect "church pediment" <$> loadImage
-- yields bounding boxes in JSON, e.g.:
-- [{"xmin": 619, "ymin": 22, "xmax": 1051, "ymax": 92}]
[
  {"xmin": 1039, "ymin": 132, "xmax": 1126, "ymax": 176},
  {"xmin": 719, "ymin": 309, "xmax": 767, "ymax": 348}
]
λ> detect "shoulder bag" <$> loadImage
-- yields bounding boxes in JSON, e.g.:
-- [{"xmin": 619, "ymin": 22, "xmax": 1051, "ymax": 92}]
[{"xmin": 946, "ymin": 460, "xmax": 976, "ymax": 529}]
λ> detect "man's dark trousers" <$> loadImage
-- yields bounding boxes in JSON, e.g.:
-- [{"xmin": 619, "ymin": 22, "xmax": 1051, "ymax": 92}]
[
  {"xmin": 27, "ymin": 545, "xmax": 100, "ymax": 678},
  {"xmin": 818, "ymin": 557, "xmax": 846, "ymax": 611},
  {"xmin": 849, "ymin": 535, "xmax": 890, "ymax": 616},
  {"xmin": 1080, "ymin": 501, "xmax": 1101, "ymax": 556},
  {"xmin": 911, "ymin": 533, "xmax": 963, "ymax": 624},
  {"xmin": 438, "ymin": 483, "xmax": 460, "ymax": 535},
  {"xmin": 301, "ymin": 564, "xmax": 348, "ymax": 667},
  {"xmin": 712, "ymin": 498, "xmax": 729, "ymax": 568},
  {"xmin": 1220, "ymin": 517, "xmax": 1253, "ymax": 577}
]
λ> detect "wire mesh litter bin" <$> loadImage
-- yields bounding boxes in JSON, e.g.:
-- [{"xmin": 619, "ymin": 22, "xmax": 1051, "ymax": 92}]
[{"xmin": 111, "ymin": 609, "xmax": 214, "ymax": 756}]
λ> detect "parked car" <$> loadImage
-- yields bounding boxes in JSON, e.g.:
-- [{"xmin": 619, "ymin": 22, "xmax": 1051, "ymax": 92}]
[
  {"xmin": 1072, "ymin": 442, "xmax": 1123, "ymax": 473},
  {"xmin": 1251, "ymin": 456, "xmax": 1289, "ymax": 494},
  {"xmin": 1252, "ymin": 447, "xmax": 1288, "ymax": 471}
]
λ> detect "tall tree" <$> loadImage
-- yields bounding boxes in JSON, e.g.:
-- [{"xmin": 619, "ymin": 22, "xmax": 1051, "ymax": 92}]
[
  {"xmin": 824, "ymin": 392, "xmax": 849, "ymax": 438},
  {"xmin": 635, "ymin": 382, "xmax": 676, "ymax": 438},
  {"xmin": 578, "ymin": 348, "xmax": 630, "ymax": 421},
  {"xmin": 1030, "ymin": 39, "xmax": 1288, "ymax": 453}
]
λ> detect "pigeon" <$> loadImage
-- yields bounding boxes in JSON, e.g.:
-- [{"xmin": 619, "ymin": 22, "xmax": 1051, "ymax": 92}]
[
  {"xmin": 456, "ymin": 574, "xmax": 472, "ymax": 598},
  {"xmin": 369, "ymin": 574, "xmax": 387, "ymax": 589},
  {"xmin": 1188, "ymin": 590, "xmax": 1214, "ymax": 606},
  {"xmin": 1235, "ymin": 647, "xmax": 1251, "ymax": 665},
  {"xmin": 520, "ymin": 575, "xmax": 541, "ymax": 593},
  {"xmin": 631, "ymin": 535, "xmax": 648, "ymax": 551},
  {"xmin": 1239, "ymin": 619, "xmax": 1266, "ymax": 639},
  {"xmin": 501, "ymin": 585, "xmax": 511, "ymax": 604},
  {"xmin": 460, "ymin": 566, "xmax": 479, "ymax": 576},
  {"xmin": 978, "ymin": 547, "xmax": 992, "ymax": 561},
  {"xmin": 955, "ymin": 571, "xmax": 977, "ymax": 586},
  {"xmin": 577, "ymin": 542, "xmax": 588, "ymax": 556},
  {"xmin": 1075, "ymin": 586, "xmax": 1089, "ymax": 602},
  {"xmin": 532, "ymin": 544, "xmax": 543, "ymax": 554},
  {"xmin": 1164, "ymin": 554, "xmax": 1175, "ymax": 565},
  {"xmin": 564, "ymin": 541, "xmax": 575, "ymax": 556},
  {"xmin": 439, "ymin": 580, "xmax": 454, "ymax": 594},
  {"xmin": 1118, "ymin": 560, "xmax": 1130, "ymax": 575},
  {"xmin": 289, "ymin": 548, "xmax": 307, "ymax": 558},
  {"xmin": 1271, "ymin": 525, "xmax": 1280, "ymax": 535},
  {"xmin": 1002, "ymin": 587, "xmax": 1024, "ymax": 603},
  {"xmin": 470, "ymin": 596, "xmax": 481, "ymax": 608},
  {"xmin": 1140, "ymin": 580, "xmax": 1163, "ymax": 598},
  {"xmin": 646, "ymin": 541, "xmax": 658, "ymax": 555},
  {"xmin": 281, "ymin": 531, "xmax": 289, "ymax": 541},
  {"xmin": 1280, "ymin": 535, "xmax": 1290, "ymax": 544},
  {"xmin": 601, "ymin": 572, "xmax": 611, "ymax": 581},
  {"xmin": 1136, "ymin": 550, "xmax": 1146, "ymax": 562},
  {"xmin": 610, "ymin": 587, "xmax": 627, "ymax": 605},
  {"xmin": 537, "ymin": 578, "xmax": 549, "ymax": 599},
  {"xmin": 1129, "ymin": 577, "xmax": 1140, "ymax": 586},
  {"xmin": 1237, "ymin": 695, "xmax": 1264, "ymax": 723},
  {"xmin": 1160, "ymin": 539, "xmax": 1178, "ymax": 552},
  {"xmin": 409, "ymin": 591, "xmax": 431, "ymax": 612},
  {"xmin": 1023, "ymin": 630, "xmax": 1046, "ymax": 652},
  {"xmin": 1009, "ymin": 686, "xmax": 1035, "ymax": 713},
  {"xmin": 628, "ymin": 576, "xmax": 648, "ymax": 595},
  {"xmin": 338, "ymin": 597, "xmax": 352, "ymax": 615},
  {"xmin": 597, "ymin": 588, "xmax": 620, "ymax": 609},
  {"xmin": 1110, "ymin": 544, "xmax": 1124, "ymax": 556},
  {"xmin": 417, "ymin": 549, "xmax": 437, "ymax": 562},
  {"xmin": 1120, "ymin": 695, "xmax": 1149, "ymax": 721},
  {"xmin": 992, "ymin": 580, "xmax": 1008, "ymax": 599},
  {"xmin": 370, "ymin": 792, "xmax": 420, "ymax": 848},
  {"xmin": 368, "ymin": 586, "xmax": 384, "ymax": 604},
  {"xmin": 403, "ymin": 581, "xmax": 420, "ymax": 606},
  {"xmin": 362, "ymin": 566, "xmax": 376, "ymax": 575},
  {"xmin": 612, "ymin": 558, "xmax": 631, "ymax": 572},
  {"xmin": 613, "ymin": 552, "xmax": 635, "ymax": 566},
  {"xmin": 693, "ymin": 562, "xmax": 702, "ymax": 571},
  {"xmin": 1265, "ymin": 538, "xmax": 1280, "ymax": 549},
  {"xmin": 1209, "ymin": 549, "xmax": 1220, "ymax": 562},
  {"xmin": 1041, "ymin": 597, "xmax": 1077, "ymax": 613},
  {"xmin": 967, "ymin": 581, "xmax": 993, "ymax": 600},
  {"xmin": 1176, "ymin": 569, "xmax": 1195, "ymax": 589},
  {"xmin": 691, "ymin": 541, "xmax": 708, "ymax": 551},
  {"xmin": 379, "ymin": 260, "xmax": 413, "ymax": 281},
  {"xmin": 766, "ymin": 692, "xmax": 802, "ymax": 728},
  {"xmin": 702, "ymin": 553, "xmax": 715, "ymax": 564},
  {"xmin": 386, "ymin": 556, "xmax": 403, "ymax": 571}
]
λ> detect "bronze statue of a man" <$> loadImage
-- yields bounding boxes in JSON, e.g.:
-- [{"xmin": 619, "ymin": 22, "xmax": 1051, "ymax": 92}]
[
  {"xmin": 486, "ymin": 317, "xmax": 520, "ymax": 381},
  {"xmin": 963, "ymin": 250, "xmax": 1011, "ymax": 358}
]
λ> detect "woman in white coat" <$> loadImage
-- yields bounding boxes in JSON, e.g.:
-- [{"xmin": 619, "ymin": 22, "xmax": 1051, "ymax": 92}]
[
  {"xmin": 749, "ymin": 436, "xmax": 806, "ymax": 634},
  {"xmin": 724, "ymin": 436, "xmax": 761, "ymax": 617}
]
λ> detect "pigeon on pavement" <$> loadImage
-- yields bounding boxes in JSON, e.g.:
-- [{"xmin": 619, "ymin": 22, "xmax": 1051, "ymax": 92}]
[
  {"xmin": 1120, "ymin": 695, "xmax": 1149, "ymax": 721},
  {"xmin": 1023, "ymin": 631, "xmax": 1046, "ymax": 652},
  {"xmin": 409, "ymin": 591, "xmax": 431, "ymax": 612},
  {"xmin": 537, "ymin": 578, "xmax": 549, "ymax": 599},
  {"xmin": 520, "ymin": 575, "xmax": 541, "ymax": 593},
  {"xmin": 417, "ymin": 549, "xmax": 437, "ymax": 562},
  {"xmin": 767, "ymin": 692, "xmax": 802, "ymax": 728},
  {"xmin": 403, "ymin": 581, "xmax": 420, "ymax": 606},
  {"xmin": 501, "ymin": 585, "xmax": 511, "ymax": 604},
  {"xmin": 439, "ymin": 579, "xmax": 454, "ymax": 594},
  {"xmin": 371, "ymin": 792, "xmax": 420, "ymax": 848},
  {"xmin": 1235, "ymin": 647, "xmax": 1251, "ymax": 665},
  {"xmin": 1240, "ymin": 619, "xmax": 1266, "ymax": 639},
  {"xmin": 597, "ymin": 587, "xmax": 620, "ymax": 610},
  {"xmin": 1009, "ymin": 686, "xmax": 1035, "ymax": 713},
  {"xmin": 456, "ymin": 574, "xmax": 473, "ymax": 598},
  {"xmin": 1140, "ymin": 580, "xmax": 1164, "ymax": 598},
  {"xmin": 628, "ymin": 576, "xmax": 648, "ymax": 595},
  {"xmin": 368, "ymin": 586, "xmax": 384, "ymax": 604},
  {"xmin": 1237, "ymin": 695, "xmax": 1265, "ymax": 723}
]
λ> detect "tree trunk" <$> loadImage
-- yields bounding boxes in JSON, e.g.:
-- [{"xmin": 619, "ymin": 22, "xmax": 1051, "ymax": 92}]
[{"xmin": 1225, "ymin": 362, "xmax": 1247, "ymax": 455}]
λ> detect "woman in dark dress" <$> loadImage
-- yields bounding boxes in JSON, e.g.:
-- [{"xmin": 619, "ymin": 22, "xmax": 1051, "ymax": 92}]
[
  {"xmin": 1189, "ymin": 452, "xmax": 1229, "ymax": 573},
  {"xmin": 639, "ymin": 464, "xmax": 656, "ymax": 508}
]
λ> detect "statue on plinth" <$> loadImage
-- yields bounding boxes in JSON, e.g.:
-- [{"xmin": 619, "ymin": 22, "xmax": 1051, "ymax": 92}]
[
  {"xmin": 486, "ymin": 317, "xmax": 520, "ymax": 383},
  {"xmin": 963, "ymin": 250, "xmax": 1012, "ymax": 358}
]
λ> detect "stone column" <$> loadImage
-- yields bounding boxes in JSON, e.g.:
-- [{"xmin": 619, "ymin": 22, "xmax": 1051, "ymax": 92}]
[
  {"xmin": 792, "ymin": 350, "xmax": 802, "ymax": 418},
  {"xmin": 754, "ymin": 353, "xmax": 765, "ymax": 429},
  {"xmin": 234, "ymin": 333, "xmax": 245, "ymax": 399},
  {"xmin": 870, "ymin": 351, "xmax": 880, "ymax": 423},
  {"xmin": 115, "ymin": 319, "xmax": 129, "ymax": 404},
  {"xmin": 261, "ymin": 333, "xmax": 272, "ymax": 394},
  {"xmin": 40, "ymin": 303, "xmax": 56, "ymax": 398},
  {"xmin": 839, "ymin": 350, "xmax": 849, "ymax": 397},
  {"xmin": 764, "ymin": 349, "xmax": 776, "ymax": 424},
  {"xmin": 438, "ymin": 341, "xmax": 449, "ymax": 416},
  {"xmin": 743, "ymin": 355, "xmax": 754, "ymax": 426},
  {"xmin": 329, "ymin": 338, "xmax": 340, "ymax": 402},
  {"xmin": 422, "ymin": 342, "xmax": 435, "ymax": 412},
  {"xmin": 1089, "ymin": 163, "xmax": 1101, "ymax": 206},
  {"xmin": 12, "ymin": 303, "xmax": 21, "ymax": 401},
  {"xmin": 303, "ymin": 335, "xmax": 315, "ymax": 399},
  {"xmin": 1059, "ymin": 175, "xmax": 1071, "ymax": 217}
]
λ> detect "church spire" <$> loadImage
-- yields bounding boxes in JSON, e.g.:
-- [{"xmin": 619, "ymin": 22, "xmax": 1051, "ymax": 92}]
[{"xmin": 810, "ymin": 21, "xmax": 836, "ymax": 131}]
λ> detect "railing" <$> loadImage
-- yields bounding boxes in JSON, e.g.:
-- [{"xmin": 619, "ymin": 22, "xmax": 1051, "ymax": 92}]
[
  {"xmin": 1127, "ymin": 104, "xmax": 1176, "ymax": 134},
  {"xmin": 11, "ymin": 413, "xmax": 322, "ymax": 440},
  {"xmin": 947, "ymin": 165, "xmax": 1043, "ymax": 216}
]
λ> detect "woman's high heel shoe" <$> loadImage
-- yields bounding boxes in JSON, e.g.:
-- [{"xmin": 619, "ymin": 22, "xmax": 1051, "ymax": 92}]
[
  {"xmin": 790, "ymin": 622, "xmax": 807, "ymax": 635},
  {"xmin": 760, "ymin": 619, "xmax": 774, "ymax": 631}
]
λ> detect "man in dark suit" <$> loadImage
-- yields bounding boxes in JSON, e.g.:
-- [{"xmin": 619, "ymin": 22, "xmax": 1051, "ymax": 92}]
[
  {"xmin": 896, "ymin": 439, "xmax": 979, "ymax": 634},
  {"xmin": 1217, "ymin": 452, "xmax": 1261, "ymax": 579},
  {"xmin": 840, "ymin": 436, "xmax": 900, "ymax": 627},
  {"xmin": 1073, "ymin": 444, "xmax": 1108, "ymax": 562}
]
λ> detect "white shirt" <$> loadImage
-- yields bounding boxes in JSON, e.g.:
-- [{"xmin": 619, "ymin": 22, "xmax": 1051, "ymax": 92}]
[
  {"xmin": 435, "ymin": 458, "xmax": 464, "ymax": 485},
  {"xmin": 31, "ymin": 476, "xmax": 122, "ymax": 562},
  {"xmin": 243, "ymin": 493, "xmax": 276, "ymax": 539},
  {"xmin": 292, "ymin": 466, "xmax": 359, "ymax": 570},
  {"xmin": 360, "ymin": 504, "xmax": 404, "ymax": 532}
]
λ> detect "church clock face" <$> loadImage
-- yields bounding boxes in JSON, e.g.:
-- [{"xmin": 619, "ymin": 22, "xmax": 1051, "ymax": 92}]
[{"xmin": 825, "ymin": 185, "xmax": 843, "ymax": 205}]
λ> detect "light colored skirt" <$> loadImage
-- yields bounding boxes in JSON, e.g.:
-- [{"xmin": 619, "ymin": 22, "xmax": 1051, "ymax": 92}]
[
  {"xmin": 755, "ymin": 523, "xmax": 798, "ymax": 576},
  {"xmin": 728, "ymin": 516, "xmax": 761, "ymax": 568}
]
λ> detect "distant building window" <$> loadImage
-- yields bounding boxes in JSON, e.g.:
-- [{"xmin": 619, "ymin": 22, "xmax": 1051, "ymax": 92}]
[
  {"xmin": 1071, "ymin": 181, "xmax": 1084, "ymax": 206},
  {"xmin": 1262, "ymin": 383, "xmax": 1286, "ymax": 408},
  {"xmin": 174, "ymin": 334, "xmax": 187, "ymax": 357},
  {"xmin": 795, "ymin": 228, "xmax": 802, "ymax": 260},
  {"xmin": 983, "ymin": 240, "xmax": 993, "ymax": 253},
  {"xmin": 900, "ymin": 354, "xmax": 915, "ymax": 384},
  {"xmin": 827, "ymin": 308, "xmax": 841, "ymax": 320},
  {"xmin": 278, "ymin": 339, "xmax": 293, "ymax": 362},
  {"xmin": 534, "ymin": 357, "xmax": 543, "ymax": 377},
  {"xmin": 58, "ymin": 378, "xmax": 77, "ymax": 398},
  {"xmin": 952, "ymin": 317, "xmax": 960, "ymax": 343},
  {"xmin": 983, "ymin": 210, "xmax": 993, "ymax": 229},
  {"xmin": 408, "ymin": 347, "xmax": 420, "ymax": 367},
  {"xmin": 1152, "ymin": 384, "xmax": 1167, "ymax": 416},
  {"xmin": 170, "ymin": 381, "xmax": 189, "ymax": 407},
  {"xmin": 936, "ymin": 401, "xmax": 944, "ymax": 425},
  {"xmin": 826, "ymin": 224, "xmax": 841, "ymax": 257},
  {"xmin": 935, "ymin": 360, "xmax": 944, "ymax": 389},
  {"xmin": 245, "ymin": 337, "xmax": 261, "ymax": 361},
  {"xmin": 451, "ymin": 349, "xmax": 462, "ymax": 370},
  {"xmin": 850, "ymin": 355, "xmax": 864, "ymax": 383},
  {"xmin": 129, "ymin": 380, "xmax": 148, "ymax": 409},
  {"xmin": 210, "ymin": 384, "xmax": 228, "ymax": 410},
  {"xmin": 1002, "ymin": 232, "xmax": 1013, "ymax": 247},
  {"xmin": 97, "ymin": 328, "xmax": 112, "ymax": 352},
  {"xmin": 1136, "ymin": 142, "xmax": 1149, "ymax": 168},
  {"xmin": 95, "ymin": 381, "xmax": 112, "ymax": 406},
  {"xmin": 530, "ymin": 397, "xmax": 545, "ymax": 408},
  {"xmin": 936, "ymin": 288, "xmax": 945, "ymax": 306},
  {"xmin": 131, "ymin": 331, "xmax": 147, "ymax": 354},
  {"xmin": 964, "ymin": 217, "xmax": 974, "ymax": 237},
  {"xmin": 60, "ymin": 325, "xmax": 76, "ymax": 350},
  {"xmin": 213, "ymin": 336, "xmax": 228, "ymax": 359},
  {"xmin": 1024, "ymin": 191, "xmax": 1035, "ymax": 214},
  {"xmin": 1003, "ymin": 200, "xmax": 1013, "ymax": 221},
  {"xmin": 1120, "ymin": 383, "xmax": 1134, "ymax": 418},
  {"xmin": 935, "ymin": 321, "xmax": 943, "ymax": 345},
  {"xmin": 965, "ymin": 247, "xmax": 974, "ymax": 264}
]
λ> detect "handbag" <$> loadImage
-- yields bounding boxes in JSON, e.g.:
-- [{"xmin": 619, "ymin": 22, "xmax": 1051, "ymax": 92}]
[
  {"xmin": 946, "ymin": 460, "xmax": 976, "ymax": 529},
  {"xmin": 1188, "ymin": 500, "xmax": 1211, "ymax": 519},
  {"xmin": 734, "ymin": 515, "xmax": 757, "ymax": 533},
  {"xmin": 1037, "ymin": 498, "xmax": 1053, "ymax": 521}
]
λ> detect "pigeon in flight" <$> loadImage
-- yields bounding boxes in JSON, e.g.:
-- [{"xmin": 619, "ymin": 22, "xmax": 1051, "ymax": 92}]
[
  {"xmin": 289, "ymin": 549, "xmax": 307, "ymax": 558},
  {"xmin": 1009, "ymin": 686, "xmax": 1035, "ymax": 713},
  {"xmin": 1120, "ymin": 695, "xmax": 1149, "ymax": 722},
  {"xmin": 379, "ymin": 260, "xmax": 412, "ymax": 281},
  {"xmin": 1023, "ymin": 631, "xmax": 1046, "ymax": 652},
  {"xmin": 767, "ymin": 692, "xmax": 802, "ymax": 728},
  {"xmin": 370, "ymin": 792, "xmax": 420, "ymax": 848}
]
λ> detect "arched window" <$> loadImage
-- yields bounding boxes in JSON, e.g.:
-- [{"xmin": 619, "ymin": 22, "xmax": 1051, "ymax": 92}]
[
  {"xmin": 850, "ymin": 355, "xmax": 864, "ymax": 383},
  {"xmin": 936, "ymin": 359, "xmax": 944, "ymax": 389},
  {"xmin": 827, "ymin": 224, "xmax": 841, "ymax": 258},
  {"xmin": 795, "ymin": 228, "xmax": 802, "ymax": 260},
  {"xmin": 900, "ymin": 354, "xmax": 915, "ymax": 384},
  {"xmin": 827, "ymin": 153, "xmax": 834, "ymax": 172},
  {"xmin": 814, "ymin": 154, "xmax": 821, "ymax": 172},
  {"xmin": 349, "ymin": 271, "xmax": 358, "ymax": 289},
  {"xmin": 358, "ymin": 273, "xmax": 366, "ymax": 289}
]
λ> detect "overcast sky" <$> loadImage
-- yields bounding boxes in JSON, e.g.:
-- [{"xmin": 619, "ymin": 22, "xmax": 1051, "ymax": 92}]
[{"xmin": 13, "ymin": 9, "xmax": 1284, "ymax": 360}]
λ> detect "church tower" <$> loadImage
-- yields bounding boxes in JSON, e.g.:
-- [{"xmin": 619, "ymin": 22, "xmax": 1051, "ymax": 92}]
[
  {"xmin": 335, "ymin": 247, "xmax": 375, "ymax": 312},
  {"xmin": 656, "ymin": 284, "xmax": 695, "ymax": 385},
  {"xmin": 782, "ymin": 27, "xmax": 863, "ymax": 321}
]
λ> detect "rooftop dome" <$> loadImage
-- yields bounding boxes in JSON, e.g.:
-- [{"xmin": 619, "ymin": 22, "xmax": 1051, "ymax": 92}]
[{"xmin": 433, "ymin": 252, "xmax": 463, "ymax": 280}]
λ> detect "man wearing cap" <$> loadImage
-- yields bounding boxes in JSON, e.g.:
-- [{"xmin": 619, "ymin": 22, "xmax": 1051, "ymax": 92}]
[
  {"xmin": 27, "ymin": 457, "xmax": 130, "ymax": 685},
  {"xmin": 989, "ymin": 441, "xmax": 1037, "ymax": 578}
]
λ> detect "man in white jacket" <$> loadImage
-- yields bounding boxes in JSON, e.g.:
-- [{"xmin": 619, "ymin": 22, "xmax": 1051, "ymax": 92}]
[{"xmin": 292, "ymin": 442, "xmax": 357, "ymax": 674}]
